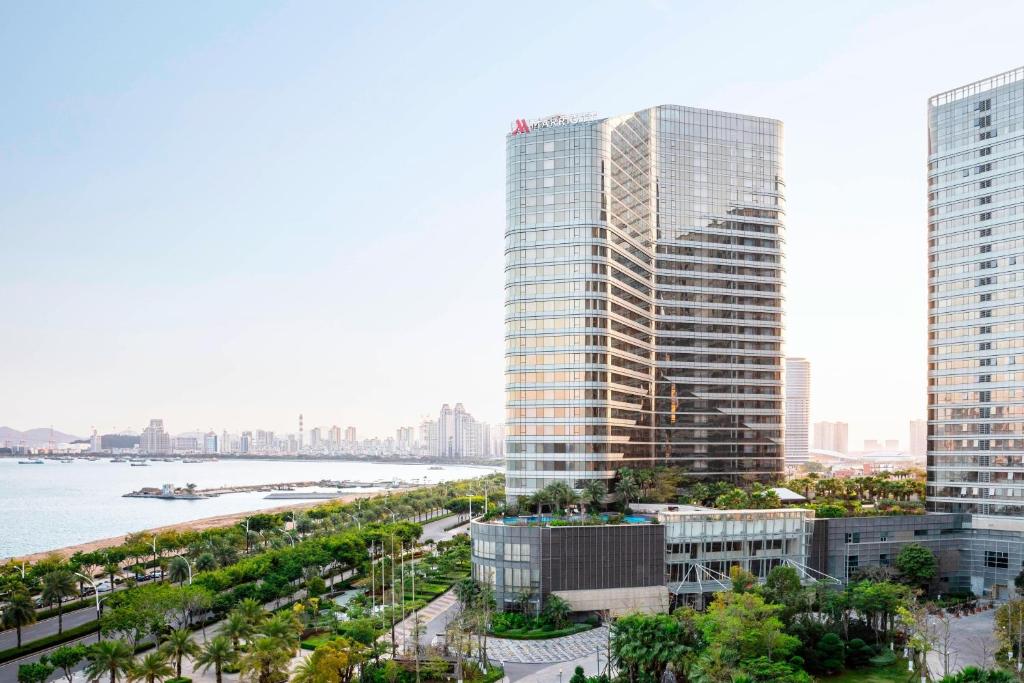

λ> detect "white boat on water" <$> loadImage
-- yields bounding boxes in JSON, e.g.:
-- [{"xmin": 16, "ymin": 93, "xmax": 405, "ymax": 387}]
[
  {"xmin": 130, "ymin": 462, "xmax": 150, "ymax": 467},
  {"xmin": 17, "ymin": 459, "xmax": 44, "ymax": 465}
]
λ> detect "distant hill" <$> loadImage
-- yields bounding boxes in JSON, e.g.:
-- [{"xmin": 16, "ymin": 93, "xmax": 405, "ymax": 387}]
[{"xmin": 0, "ymin": 426, "xmax": 83, "ymax": 446}]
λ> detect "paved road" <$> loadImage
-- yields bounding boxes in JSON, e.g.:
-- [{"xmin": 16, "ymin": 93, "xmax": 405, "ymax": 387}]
[
  {"xmin": 925, "ymin": 607, "xmax": 998, "ymax": 678},
  {"xmin": 0, "ymin": 605, "xmax": 101, "ymax": 652}
]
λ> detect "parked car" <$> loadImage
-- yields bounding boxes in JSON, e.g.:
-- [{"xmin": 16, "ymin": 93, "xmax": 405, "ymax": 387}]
[{"xmin": 94, "ymin": 580, "xmax": 112, "ymax": 593}]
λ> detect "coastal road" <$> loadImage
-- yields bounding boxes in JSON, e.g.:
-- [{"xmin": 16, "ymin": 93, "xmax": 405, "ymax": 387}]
[
  {"xmin": 0, "ymin": 515, "xmax": 464, "ymax": 682},
  {"xmin": 0, "ymin": 605, "xmax": 101, "ymax": 652}
]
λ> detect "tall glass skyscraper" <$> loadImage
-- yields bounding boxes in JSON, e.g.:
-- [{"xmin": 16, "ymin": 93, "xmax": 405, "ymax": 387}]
[
  {"xmin": 928, "ymin": 67, "xmax": 1024, "ymax": 516},
  {"xmin": 505, "ymin": 107, "xmax": 785, "ymax": 502}
]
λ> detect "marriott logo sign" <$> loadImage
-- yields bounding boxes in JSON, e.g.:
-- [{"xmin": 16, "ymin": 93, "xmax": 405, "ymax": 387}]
[{"xmin": 509, "ymin": 112, "xmax": 600, "ymax": 135}]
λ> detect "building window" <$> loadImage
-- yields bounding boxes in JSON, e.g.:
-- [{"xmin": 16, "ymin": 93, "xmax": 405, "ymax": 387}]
[
  {"xmin": 505, "ymin": 543, "xmax": 531, "ymax": 562},
  {"xmin": 914, "ymin": 529, "xmax": 929, "ymax": 537},
  {"xmin": 879, "ymin": 533, "xmax": 888, "ymax": 542},
  {"xmin": 984, "ymin": 551, "xmax": 1009, "ymax": 569},
  {"xmin": 880, "ymin": 553, "xmax": 890, "ymax": 566},
  {"xmin": 473, "ymin": 540, "xmax": 496, "ymax": 559},
  {"xmin": 845, "ymin": 532, "xmax": 861, "ymax": 544},
  {"xmin": 846, "ymin": 555, "xmax": 859, "ymax": 577}
]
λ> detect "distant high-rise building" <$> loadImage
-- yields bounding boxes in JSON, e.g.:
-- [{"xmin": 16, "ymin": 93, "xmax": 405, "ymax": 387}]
[
  {"xmin": 329, "ymin": 425, "xmax": 342, "ymax": 446},
  {"xmin": 240, "ymin": 431, "xmax": 252, "ymax": 454},
  {"xmin": 909, "ymin": 419, "xmax": 927, "ymax": 458},
  {"xmin": 884, "ymin": 439, "xmax": 899, "ymax": 451},
  {"xmin": 437, "ymin": 404, "xmax": 454, "ymax": 457},
  {"xmin": 784, "ymin": 358, "xmax": 811, "ymax": 466},
  {"xmin": 172, "ymin": 436, "xmax": 199, "ymax": 453},
  {"xmin": 203, "ymin": 431, "xmax": 218, "ymax": 454},
  {"xmin": 221, "ymin": 430, "xmax": 230, "ymax": 454},
  {"xmin": 310, "ymin": 427, "xmax": 321, "ymax": 448},
  {"xmin": 864, "ymin": 439, "xmax": 881, "ymax": 451},
  {"xmin": 139, "ymin": 419, "xmax": 171, "ymax": 454},
  {"xmin": 813, "ymin": 421, "xmax": 849, "ymax": 454},
  {"xmin": 345, "ymin": 426, "xmax": 357, "ymax": 443}
]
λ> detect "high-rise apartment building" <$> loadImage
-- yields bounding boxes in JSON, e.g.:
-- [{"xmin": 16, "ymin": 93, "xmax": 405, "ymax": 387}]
[
  {"xmin": 928, "ymin": 67, "xmax": 1024, "ymax": 516},
  {"xmin": 813, "ymin": 421, "xmax": 849, "ymax": 454},
  {"xmin": 505, "ymin": 107, "xmax": 784, "ymax": 501},
  {"xmin": 139, "ymin": 419, "xmax": 171, "ymax": 454},
  {"xmin": 329, "ymin": 425, "xmax": 342, "ymax": 446},
  {"xmin": 344, "ymin": 426, "xmax": 357, "ymax": 443},
  {"xmin": 203, "ymin": 431, "xmax": 218, "ymax": 454},
  {"xmin": 784, "ymin": 358, "xmax": 810, "ymax": 467},
  {"xmin": 909, "ymin": 419, "xmax": 927, "ymax": 458}
]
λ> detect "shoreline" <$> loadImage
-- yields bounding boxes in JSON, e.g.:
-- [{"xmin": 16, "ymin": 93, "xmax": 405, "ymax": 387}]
[{"xmin": 14, "ymin": 489, "xmax": 400, "ymax": 564}]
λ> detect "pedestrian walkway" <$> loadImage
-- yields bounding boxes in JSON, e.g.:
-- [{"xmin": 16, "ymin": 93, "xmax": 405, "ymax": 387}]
[
  {"xmin": 487, "ymin": 626, "xmax": 608, "ymax": 665},
  {"xmin": 386, "ymin": 589, "xmax": 458, "ymax": 653}
]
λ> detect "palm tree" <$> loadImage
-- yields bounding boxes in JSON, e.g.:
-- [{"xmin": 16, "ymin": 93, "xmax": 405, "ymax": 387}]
[
  {"xmin": 615, "ymin": 472, "xmax": 640, "ymax": 508},
  {"xmin": 167, "ymin": 557, "xmax": 190, "ymax": 585},
  {"xmin": 581, "ymin": 480, "xmax": 607, "ymax": 514},
  {"xmin": 237, "ymin": 636, "xmax": 291, "ymax": 683},
  {"xmin": 234, "ymin": 597, "xmax": 266, "ymax": 628},
  {"xmin": 193, "ymin": 635, "xmax": 235, "ymax": 683},
  {"xmin": 195, "ymin": 552, "xmax": 216, "ymax": 573},
  {"xmin": 220, "ymin": 611, "xmax": 253, "ymax": 653},
  {"xmin": 85, "ymin": 639, "xmax": 135, "ymax": 683},
  {"xmin": 103, "ymin": 562, "xmax": 121, "ymax": 588},
  {"xmin": 544, "ymin": 482, "xmax": 579, "ymax": 514},
  {"xmin": 527, "ymin": 488, "xmax": 552, "ymax": 516},
  {"xmin": 161, "ymin": 628, "xmax": 199, "ymax": 678},
  {"xmin": 2, "ymin": 591, "xmax": 37, "ymax": 647},
  {"xmin": 259, "ymin": 613, "xmax": 301, "ymax": 655},
  {"xmin": 128, "ymin": 651, "xmax": 173, "ymax": 683},
  {"xmin": 41, "ymin": 569, "xmax": 77, "ymax": 634}
]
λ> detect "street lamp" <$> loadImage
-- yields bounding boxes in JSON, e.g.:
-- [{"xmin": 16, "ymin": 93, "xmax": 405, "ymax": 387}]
[
  {"xmin": 74, "ymin": 572, "xmax": 105, "ymax": 620},
  {"xmin": 346, "ymin": 513, "xmax": 362, "ymax": 530}
]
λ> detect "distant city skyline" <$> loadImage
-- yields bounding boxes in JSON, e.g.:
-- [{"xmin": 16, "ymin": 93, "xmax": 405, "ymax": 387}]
[{"xmin": 7, "ymin": 3, "xmax": 1024, "ymax": 445}]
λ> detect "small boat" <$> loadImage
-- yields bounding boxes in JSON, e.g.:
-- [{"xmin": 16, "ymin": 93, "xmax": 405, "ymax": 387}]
[
  {"xmin": 18, "ymin": 459, "xmax": 44, "ymax": 465},
  {"xmin": 130, "ymin": 462, "xmax": 150, "ymax": 467},
  {"xmin": 59, "ymin": 458, "xmax": 74, "ymax": 464},
  {"xmin": 111, "ymin": 457, "xmax": 127, "ymax": 463},
  {"xmin": 428, "ymin": 466, "xmax": 443, "ymax": 470},
  {"xmin": 182, "ymin": 458, "xmax": 203, "ymax": 463}
]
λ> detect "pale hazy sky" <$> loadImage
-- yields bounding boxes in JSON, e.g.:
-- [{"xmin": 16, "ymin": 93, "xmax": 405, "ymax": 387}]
[{"xmin": 3, "ymin": 1, "xmax": 1023, "ymax": 445}]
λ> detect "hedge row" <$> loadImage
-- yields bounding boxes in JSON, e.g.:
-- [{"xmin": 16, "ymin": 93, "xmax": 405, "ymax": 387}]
[{"xmin": 0, "ymin": 620, "xmax": 100, "ymax": 664}]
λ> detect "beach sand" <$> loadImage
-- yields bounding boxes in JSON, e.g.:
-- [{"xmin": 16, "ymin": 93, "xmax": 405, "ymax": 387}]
[{"xmin": 16, "ymin": 489, "xmax": 403, "ymax": 563}]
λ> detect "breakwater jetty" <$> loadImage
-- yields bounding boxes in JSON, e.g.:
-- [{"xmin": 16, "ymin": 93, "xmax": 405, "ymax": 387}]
[{"xmin": 124, "ymin": 477, "xmax": 417, "ymax": 500}]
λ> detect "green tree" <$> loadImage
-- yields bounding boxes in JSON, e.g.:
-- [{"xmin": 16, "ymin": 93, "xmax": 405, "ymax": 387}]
[
  {"xmin": 569, "ymin": 665, "xmax": 587, "ymax": 683},
  {"xmin": 17, "ymin": 662, "xmax": 55, "ymax": 683},
  {"xmin": 85, "ymin": 638, "xmax": 136, "ymax": 683},
  {"xmin": 195, "ymin": 552, "xmax": 217, "ymax": 573},
  {"xmin": 813, "ymin": 633, "xmax": 845, "ymax": 674},
  {"xmin": 895, "ymin": 544, "xmax": 938, "ymax": 589},
  {"xmin": 221, "ymin": 611, "xmax": 253, "ymax": 653},
  {"xmin": 237, "ymin": 636, "xmax": 291, "ymax": 683},
  {"xmin": 193, "ymin": 635, "xmax": 235, "ymax": 683},
  {"xmin": 615, "ymin": 470, "xmax": 640, "ymax": 508},
  {"xmin": 259, "ymin": 612, "xmax": 301, "ymax": 655},
  {"xmin": 167, "ymin": 557, "xmax": 190, "ymax": 585},
  {"xmin": 696, "ymin": 591, "xmax": 800, "ymax": 665},
  {"xmin": 542, "ymin": 594, "xmax": 571, "ymax": 629},
  {"xmin": 234, "ymin": 598, "xmax": 266, "ymax": 628},
  {"xmin": 128, "ymin": 651, "xmax": 174, "ymax": 683},
  {"xmin": 610, "ymin": 612, "xmax": 699, "ymax": 681},
  {"xmin": 50, "ymin": 644, "xmax": 89, "ymax": 683},
  {"xmin": 761, "ymin": 566, "xmax": 804, "ymax": 620},
  {"xmin": 581, "ymin": 480, "xmax": 606, "ymax": 514},
  {"xmin": 41, "ymin": 569, "xmax": 77, "ymax": 634},
  {"xmin": 2, "ymin": 591, "xmax": 37, "ymax": 647},
  {"xmin": 160, "ymin": 628, "xmax": 199, "ymax": 678}
]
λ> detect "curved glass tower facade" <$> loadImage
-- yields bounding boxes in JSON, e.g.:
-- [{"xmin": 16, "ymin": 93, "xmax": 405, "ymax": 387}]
[{"xmin": 505, "ymin": 106, "xmax": 785, "ymax": 502}]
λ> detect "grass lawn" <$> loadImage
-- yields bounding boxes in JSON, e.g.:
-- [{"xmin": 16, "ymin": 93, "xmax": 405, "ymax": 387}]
[{"xmin": 822, "ymin": 660, "xmax": 914, "ymax": 682}]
